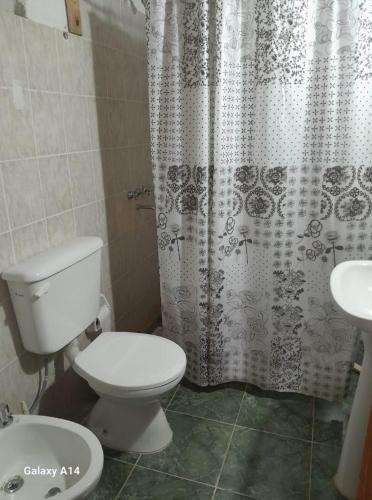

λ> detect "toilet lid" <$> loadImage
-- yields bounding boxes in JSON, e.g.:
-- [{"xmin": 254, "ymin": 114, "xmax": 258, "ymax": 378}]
[{"xmin": 74, "ymin": 331, "xmax": 186, "ymax": 391}]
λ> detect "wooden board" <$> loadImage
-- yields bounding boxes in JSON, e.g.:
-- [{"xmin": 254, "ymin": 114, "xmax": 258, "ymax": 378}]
[
  {"xmin": 357, "ymin": 406, "xmax": 372, "ymax": 500},
  {"xmin": 65, "ymin": 0, "xmax": 82, "ymax": 36}
]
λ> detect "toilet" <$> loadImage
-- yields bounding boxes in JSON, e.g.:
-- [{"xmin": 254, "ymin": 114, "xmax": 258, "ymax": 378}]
[{"xmin": 2, "ymin": 237, "xmax": 186, "ymax": 454}]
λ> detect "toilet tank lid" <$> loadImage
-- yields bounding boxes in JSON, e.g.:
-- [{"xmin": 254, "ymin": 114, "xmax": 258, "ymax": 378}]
[{"xmin": 2, "ymin": 237, "xmax": 103, "ymax": 284}]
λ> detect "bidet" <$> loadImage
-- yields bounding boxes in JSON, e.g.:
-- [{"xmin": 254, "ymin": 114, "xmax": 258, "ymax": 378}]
[{"xmin": 0, "ymin": 413, "xmax": 103, "ymax": 499}]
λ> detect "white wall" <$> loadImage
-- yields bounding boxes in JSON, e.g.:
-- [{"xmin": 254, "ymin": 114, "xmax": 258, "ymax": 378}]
[{"xmin": 2, "ymin": 0, "xmax": 68, "ymax": 31}]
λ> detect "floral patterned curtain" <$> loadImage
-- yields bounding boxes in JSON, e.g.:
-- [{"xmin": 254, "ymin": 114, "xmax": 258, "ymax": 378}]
[{"xmin": 145, "ymin": 0, "xmax": 372, "ymax": 400}]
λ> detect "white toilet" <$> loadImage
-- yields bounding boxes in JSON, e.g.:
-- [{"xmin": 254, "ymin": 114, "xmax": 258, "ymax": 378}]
[{"xmin": 2, "ymin": 237, "xmax": 186, "ymax": 454}]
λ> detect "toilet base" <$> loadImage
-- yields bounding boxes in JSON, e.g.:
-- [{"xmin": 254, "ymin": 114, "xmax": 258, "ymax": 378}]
[{"xmin": 86, "ymin": 397, "xmax": 173, "ymax": 454}]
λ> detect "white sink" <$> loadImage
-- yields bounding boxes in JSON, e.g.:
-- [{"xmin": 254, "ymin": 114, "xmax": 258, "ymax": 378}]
[
  {"xmin": 330, "ymin": 261, "xmax": 372, "ymax": 500},
  {"xmin": 0, "ymin": 415, "xmax": 103, "ymax": 500}
]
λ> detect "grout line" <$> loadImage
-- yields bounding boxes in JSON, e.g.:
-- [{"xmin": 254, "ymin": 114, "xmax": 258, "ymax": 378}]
[
  {"xmin": 56, "ymin": 32, "xmax": 78, "ymax": 239},
  {"xmin": 165, "ymin": 407, "xmax": 314, "ymax": 444},
  {"xmin": 0, "ymin": 165, "xmax": 15, "ymax": 260},
  {"xmin": 233, "ymin": 424, "xmax": 314, "ymax": 444},
  {"xmin": 212, "ymin": 384, "xmax": 248, "ymax": 499},
  {"xmin": 308, "ymin": 399, "xmax": 315, "ymax": 500},
  {"xmin": 114, "ymin": 455, "xmax": 141, "ymax": 500},
  {"xmin": 214, "ymin": 486, "xmax": 257, "ymax": 499},
  {"xmin": 0, "ymin": 143, "xmax": 151, "ymax": 165},
  {"xmin": 165, "ymin": 384, "xmax": 180, "ymax": 412},
  {"xmin": 6, "ymin": 201, "xmax": 97, "ymax": 233},
  {"xmin": 25, "ymin": 86, "xmax": 148, "ymax": 104},
  {"xmin": 120, "ymin": 457, "xmax": 257, "ymax": 499},
  {"xmin": 0, "ymin": 348, "xmax": 28, "ymax": 375},
  {"xmin": 108, "ymin": 389, "xmax": 319, "ymax": 500},
  {"xmin": 166, "ymin": 408, "xmax": 235, "ymax": 427},
  {"xmin": 16, "ymin": 20, "xmax": 50, "ymax": 251},
  {"xmin": 3, "ymin": 6, "xmax": 147, "ymax": 63},
  {"xmin": 134, "ymin": 463, "xmax": 216, "ymax": 489}
]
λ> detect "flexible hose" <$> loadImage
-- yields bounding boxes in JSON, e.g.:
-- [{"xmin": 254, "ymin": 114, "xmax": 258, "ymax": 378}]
[{"xmin": 29, "ymin": 358, "xmax": 49, "ymax": 413}]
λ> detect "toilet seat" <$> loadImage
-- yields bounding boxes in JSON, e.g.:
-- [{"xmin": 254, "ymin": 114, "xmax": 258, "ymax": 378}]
[{"xmin": 74, "ymin": 331, "xmax": 186, "ymax": 397}]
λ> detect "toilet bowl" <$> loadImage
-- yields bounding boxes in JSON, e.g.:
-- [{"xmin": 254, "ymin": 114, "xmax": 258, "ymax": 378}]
[
  {"xmin": 73, "ymin": 331, "xmax": 186, "ymax": 453},
  {"xmin": 2, "ymin": 237, "xmax": 187, "ymax": 455}
]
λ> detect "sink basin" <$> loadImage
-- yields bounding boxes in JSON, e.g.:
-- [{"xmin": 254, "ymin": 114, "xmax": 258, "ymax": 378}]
[
  {"xmin": 331, "ymin": 260, "xmax": 372, "ymax": 333},
  {"xmin": 0, "ymin": 415, "xmax": 103, "ymax": 500},
  {"xmin": 330, "ymin": 261, "xmax": 372, "ymax": 500}
]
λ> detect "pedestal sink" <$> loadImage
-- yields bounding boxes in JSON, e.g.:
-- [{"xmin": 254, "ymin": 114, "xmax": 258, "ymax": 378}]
[{"xmin": 330, "ymin": 261, "xmax": 372, "ymax": 499}]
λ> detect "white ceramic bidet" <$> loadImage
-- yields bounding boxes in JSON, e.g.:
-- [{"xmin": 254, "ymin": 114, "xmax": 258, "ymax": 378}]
[
  {"xmin": 330, "ymin": 260, "xmax": 372, "ymax": 499},
  {"xmin": 0, "ymin": 413, "xmax": 103, "ymax": 499}
]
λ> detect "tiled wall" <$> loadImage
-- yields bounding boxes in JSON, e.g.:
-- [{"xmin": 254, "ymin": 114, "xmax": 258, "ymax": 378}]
[{"xmin": 0, "ymin": 0, "xmax": 160, "ymax": 413}]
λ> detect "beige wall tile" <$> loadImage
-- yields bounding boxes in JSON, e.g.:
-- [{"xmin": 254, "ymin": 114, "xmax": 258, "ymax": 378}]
[
  {"xmin": 111, "ymin": 273, "xmax": 129, "ymax": 318},
  {"xmin": 89, "ymin": 97, "xmax": 110, "ymax": 149},
  {"xmin": 86, "ymin": 97, "xmax": 101, "ymax": 150},
  {"xmin": 0, "ymin": 1, "xmax": 15, "ymax": 15},
  {"xmin": 79, "ymin": 0, "xmax": 105, "ymax": 43},
  {"xmin": 75, "ymin": 203, "xmax": 98, "ymax": 237},
  {"xmin": 91, "ymin": 43, "xmax": 107, "ymax": 97},
  {"xmin": 106, "ymin": 48, "xmax": 126, "ymax": 99},
  {"xmin": 109, "ymin": 100, "xmax": 127, "ymax": 148},
  {"xmin": 121, "ymin": 0, "xmax": 147, "ymax": 59},
  {"xmin": 58, "ymin": 34, "xmax": 89, "ymax": 95},
  {"xmin": 123, "ymin": 55, "xmax": 147, "ymax": 101},
  {"xmin": 39, "ymin": 155, "xmax": 72, "ymax": 217},
  {"xmin": 63, "ymin": 95, "xmax": 91, "ymax": 153},
  {"xmin": 141, "ymin": 101, "xmax": 151, "ymax": 143},
  {"xmin": 110, "ymin": 148, "xmax": 135, "ymax": 194},
  {"xmin": 0, "ymin": 171, "xmax": 10, "ymax": 234},
  {"xmin": 0, "ymin": 4, "xmax": 159, "ymax": 414},
  {"xmin": 96, "ymin": 200, "xmax": 108, "ymax": 244},
  {"xmin": 23, "ymin": 19, "xmax": 60, "ymax": 92},
  {"xmin": 0, "ymin": 89, "xmax": 35, "ymax": 161},
  {"xmin": 2, "ymin": 159, "xmax": 44, "ymax": 228},
  {"xmin": 93, "ymin": 151, "xmax": 105, "ymax": 201},
  {"xmin": 125, "ymin": 145, "xmax": 150, "ymax": 186},
  {"xmin": 105, "ymin": 194, "xmax": 130, "ymax": 241},
  {"xmin": 119, "ymin": 233, "xmax": 136, "ymax": 277},
  {"xmin": 69, "ymin": 152, "xmax": 96, "ymax": 207},
  {"xmin": 12, "ymin": 220, "xmax": 48, "ymax": 261},
  {"xmin": 0, "ymin": 299, "xmax": 23, "ymax": 372},
  {"xmin": 100, "ymin": 244, "xmax": 110, "ymax": 291},
  {"xmin": 108, "ymin": 238, "xmax": 125, "ymax": 279},
  {"xmin": 102, "ymin": 0, "xmax": 124, "ymax": 51},
  {"xmin": 47, "ymin": 210, "xmax": 76, "ymax": 247},
  {"xmin": 124, "ymin": 100, "xmax": 145, "ymax": 146},
  {"xmin": 119, "ymin": 195, "xmax": 135, "ymax": 235},
  {"xmin": 101, "ymin": 149, "xmax": 121, "ymax": 196},
  {"xmin": 31, "ymin": 91, "xmax": 65, "ymax": 155},
  {"xmin": 0, "ymin": 11, "xmax": 26, "ymax": 87},
  {"xmin": 0, "ymin": 353, "xmax": 39, "ymax": 413},
  {"xmin": 0, "ymin": 233, "xmax": 14, "ymax": 302},
  {"xmin": 58, "ymin": 33, "xmax": 106, "ymax": 97}
]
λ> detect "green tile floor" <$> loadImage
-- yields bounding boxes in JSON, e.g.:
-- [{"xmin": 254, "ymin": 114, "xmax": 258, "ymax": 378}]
[{"xmin": 88, "ymin": 377, "xmax": 357, "ymax": 500}]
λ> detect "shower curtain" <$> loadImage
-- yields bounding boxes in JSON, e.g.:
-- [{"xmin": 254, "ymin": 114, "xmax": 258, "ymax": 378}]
[{"xmin": 145, "ymin": 0, "xmax": 372, "ymax": 400}]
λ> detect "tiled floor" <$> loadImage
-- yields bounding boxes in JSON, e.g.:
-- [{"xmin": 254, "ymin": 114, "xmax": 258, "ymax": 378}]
[{"xmin": 88, "ymin": 377, "xmax": 357, "ymax": 500}]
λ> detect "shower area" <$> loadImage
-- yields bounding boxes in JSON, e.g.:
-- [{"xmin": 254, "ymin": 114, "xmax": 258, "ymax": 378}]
[{"xmin": 145, "ymin": 0, "xmax": 372, "ymax": 402}]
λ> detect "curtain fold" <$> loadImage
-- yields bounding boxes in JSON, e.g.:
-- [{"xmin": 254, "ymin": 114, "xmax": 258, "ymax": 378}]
[{"xmin": 145, "ymin": 0, "xmax": 372, "ymax": 400}]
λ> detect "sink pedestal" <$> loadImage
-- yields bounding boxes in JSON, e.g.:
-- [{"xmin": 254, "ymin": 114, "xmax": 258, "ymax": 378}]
[{"xmin": 334, "ymin": 332, "xmax": 372, "ymax": 499}]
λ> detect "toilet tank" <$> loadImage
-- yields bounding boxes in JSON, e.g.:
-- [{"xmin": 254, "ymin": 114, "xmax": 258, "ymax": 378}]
[{"xmin": 2, "ymin": 237, "xmax": 103, "ymax": 354}]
